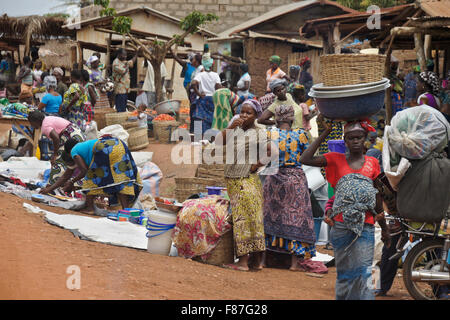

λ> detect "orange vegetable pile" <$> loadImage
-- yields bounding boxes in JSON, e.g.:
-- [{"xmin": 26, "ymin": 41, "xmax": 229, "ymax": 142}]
[
  {"xmin": 178, "ymin": 124, "xmax": 188, "ymax": 129},
  {"xmin": 179, "ymin": 107, "xmax": 190, "ymax": 114},
  {"xmin": 153, "ymin": 114, "xmax": 175, "ymax": 121}
]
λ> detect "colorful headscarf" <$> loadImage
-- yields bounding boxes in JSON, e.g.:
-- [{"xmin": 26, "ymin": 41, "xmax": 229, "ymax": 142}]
[
  {"xmin": 344, "ymin": 120, "xmax": 376, "ymax": 135},
  {"xmin": 299, "ymin": 57, "xmax": 310, "ymax": 67},
  {"xmin": 43, "ymin": 75, "xmax": 57, "ymax": 90},
  {"xmin": 419, "ymin": 71, "xmax": 440, "ymax": 95},
  {"xmin": 274, "ymin": 104, "xmax": 295, "ymax": 123},
  {"xmin": 289, "ymin": 65, "xmax": 301, "ymax": 73},
  {"xmin": 52, "ymin": 67, "xmax": 64, "ymax": 76},
  {"xmin": 242, "ymin": 98, "xmax": 263, "ymax": 117},
  {"xmin": 87, "ymin": 55, "xmax": 99, "ymax": 68},
  {"xmin": 202, "ymin": 52, "xmax": 214, "ymax": 71},
  {"xmin": 269, "ymin": 78, "xmax": 287, "ymax": 92},
  {"xmin": 269, "ymin": 55, "xmax": 281, "ymax": 66}
]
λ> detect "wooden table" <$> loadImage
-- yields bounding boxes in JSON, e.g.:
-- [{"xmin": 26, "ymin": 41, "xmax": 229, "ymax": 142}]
[{"xmin": 0, "ymin": 117, "xmax": 41, "ymax": 156}]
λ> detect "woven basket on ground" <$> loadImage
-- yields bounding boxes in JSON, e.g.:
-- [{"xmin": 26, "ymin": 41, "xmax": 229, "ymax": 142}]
[
  {"xmin": 122, "ymin": 120, "xmax": 139, "ymax": 130},
  {"xmin": 179, "ymin": 113, "xmax": 189, "ymax": 124},
  {"xmin": 153, "ymin": 120, "xmax": 179, "ymax": 143},
  {"xmin": 195, "ymin": 163, "xmax": 226, "ymax": 185},
  {"xmin": 93, "ymin": 108, "xmax": 113, "ymax": 130},
  {"xmin": 105, "ymin": 112, "xmax": 130, "ymax": 127},
  {"xmin": 320, "ymin": 54, "xmax": 386, "ymax": 86},
  {"xmin": 175, "ymin": 177, "xmax": 225, "ymax": 202},
  {"xmin": 127, "ymin": 127, "xmax": 149, "ymax": 151},
  {"xmin": 193, "ymin": 229, "xmax": 234, "ymax": 266}
]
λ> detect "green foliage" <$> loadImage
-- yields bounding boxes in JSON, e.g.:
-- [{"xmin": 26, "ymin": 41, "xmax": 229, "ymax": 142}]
[
  {"xmin": 179, "ymin": 11, "xmax": 218, "ymax": 33},
  {"xmin": 94, "ymin": 0, "xmax": 109, "ymax": 8},
  {"xmin": 43, "ymin": 12, "xmax": 71, "ymax": 18},
  {"xmin": 100, "ymin": 7, "xmax": 116, "ymax": 17},
  {"xmin": 112, "ymin": 16, "xmax": 132, "ymax": 35}
]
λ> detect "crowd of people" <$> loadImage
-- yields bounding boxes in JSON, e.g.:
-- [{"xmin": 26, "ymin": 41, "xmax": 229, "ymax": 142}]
[{"xmin": 2, "ymin": 45, "xmax": 449, "ymax": 301}]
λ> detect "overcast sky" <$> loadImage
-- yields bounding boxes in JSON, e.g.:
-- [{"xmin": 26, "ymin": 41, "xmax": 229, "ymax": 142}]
[{"xmin": 0, "ymin": 0, "xmax": 76, "ymax": 17}]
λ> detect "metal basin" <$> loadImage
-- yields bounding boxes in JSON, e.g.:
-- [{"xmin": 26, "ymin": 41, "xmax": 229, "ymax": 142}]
[
  {"xmin": 154, "ymin": 100, "xmax": 181, "ymax": 115},
  {"xmin": 309, "ymin": 80, "xmax": 390, "ymax": 120}
]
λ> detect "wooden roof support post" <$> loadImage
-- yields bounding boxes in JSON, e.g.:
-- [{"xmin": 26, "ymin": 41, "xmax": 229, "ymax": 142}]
[
  {"xmin": 333, "ymin": 23, "xmax": 341, "ymax": 54},
  {"xmin": 77, "ymin": 42, "xmax": 83, "ymax": 69},
  {"xmin": 384, "ymin": 41, "xmax": 393, "ymax": 125},
  {"xmin": 424, "ymin": 35, "xmax": 432, "ymax": 61},
  {"xmin": 414, "ymin": 33, "xmax": 426, "ymax": 73},
  {"xmin": 435, "ymin": 47, "xmax": 440, "ymax": 78},
  {"xmin": 106, "ymin": 33, "xmax": 112, "ymax": 77}
]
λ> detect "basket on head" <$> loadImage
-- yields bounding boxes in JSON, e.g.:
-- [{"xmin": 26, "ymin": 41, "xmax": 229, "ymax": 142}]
[
  {"xmin": 320, "ymin": 54, "xmax": 386, "ymax": 86},
  {"xmin": 153, "ymin": 120, "xmax": 179, "ymax": 143},
  {"xmin": 127, "ymin": 127, "xmax": 149, "ymax": 151}
]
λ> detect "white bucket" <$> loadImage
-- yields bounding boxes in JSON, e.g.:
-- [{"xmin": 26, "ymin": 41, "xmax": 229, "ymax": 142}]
[
  {"xmin": 303, "ymin": 165, "xmax": 327, "ymax": 191},
  {"xmin": 146, "ymin": 210, "xmax": 177, "ymax": 256}
]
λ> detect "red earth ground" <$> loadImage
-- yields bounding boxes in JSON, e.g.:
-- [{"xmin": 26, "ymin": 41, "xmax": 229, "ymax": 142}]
[{"xmin": 0, "ymin": 123, "xmax": 411, "ymax": 300}]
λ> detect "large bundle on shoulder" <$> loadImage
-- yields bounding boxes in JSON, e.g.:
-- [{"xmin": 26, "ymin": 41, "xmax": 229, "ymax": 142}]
[{"xmin": 382, "ymin": 105, "xmax": 450, "ymax": 222}]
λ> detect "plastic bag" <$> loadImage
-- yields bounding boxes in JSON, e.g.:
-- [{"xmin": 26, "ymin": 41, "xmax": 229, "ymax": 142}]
[
  {"xmin": 99, "ymin": 124, "xmax": 129, "ymax": 144},
  {"xmin": 386, "ymin": 105, "xmax": 450, "ymax": 160},
  {"xmin": 84, "ymin": 120, "xmax": 99, "ymax": 141},
  {"xmin": 396, "ymin": 152, "xmax": 450, "ymax": 223},
  {"xmin": 382, "ymin": 129, "xmax": 411, "ymax": 191}
]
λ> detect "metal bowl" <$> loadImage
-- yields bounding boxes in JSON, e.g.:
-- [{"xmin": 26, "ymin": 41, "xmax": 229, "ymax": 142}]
[
  {"xmin": 312, "ymin": 78, "xmax": 389, "ymax": 91},
  {"xmin": 154, "ymin": 100, "xmax": 181, "ymax": 115},
  {"xmin": 309, "ymin": 81, "xmax": 390, "ymax": 120}
]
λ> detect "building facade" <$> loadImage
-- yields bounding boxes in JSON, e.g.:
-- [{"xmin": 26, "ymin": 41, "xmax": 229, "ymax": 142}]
[{"xmin": 81, "ymin": 0, "xmax": 295, "ymax": 34}]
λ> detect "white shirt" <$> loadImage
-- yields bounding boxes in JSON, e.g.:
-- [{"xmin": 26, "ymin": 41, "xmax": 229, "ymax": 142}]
[
  {"xmin": 135, "ymin": 92, "xmax": 148, "ymax": 108},
  {"xmin": 193, "ymin": 71, "xmax": 221, "ymax": 96},
  {"xmin": 138, "ymin": 112, "xmax": 148, "ymax": 129},
  {"xmin": 237, "ymin": 72, "xmax": 251, "ymax": 97},
  {"xmin": 143, "ymin": 61, "xmax": 168, "ymax": 93}
]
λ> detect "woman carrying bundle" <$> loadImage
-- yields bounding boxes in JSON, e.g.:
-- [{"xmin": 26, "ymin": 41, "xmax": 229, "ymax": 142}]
[
  {"xmin": 263, "ymin": 104, "xmax": 322, "ymax": 273},
  {"xmin": 300, "ymin": 119, "xmax": 391, "ymax": 300}
]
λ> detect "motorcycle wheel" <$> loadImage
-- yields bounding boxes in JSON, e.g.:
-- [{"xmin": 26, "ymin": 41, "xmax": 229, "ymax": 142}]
[{"xmin": 402, "ymin": 239, "xmax": 447, "ymax": 300}]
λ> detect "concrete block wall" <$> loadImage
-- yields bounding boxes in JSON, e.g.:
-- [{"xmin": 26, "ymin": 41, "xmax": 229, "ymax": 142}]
[{"xmin": 105, "ymin": 0, "xmax": 295, "ymax": 34}]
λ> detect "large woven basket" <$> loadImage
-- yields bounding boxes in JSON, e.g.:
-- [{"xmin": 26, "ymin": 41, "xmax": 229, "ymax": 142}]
[
  {"xmin": 175, "ymin": 177, "xmax": 225, "ymax": 202},
  {"xmin": 179, "ymin": 113, "xmax": 189, "ymax": 124},
  {"xmin": 122, "ymin": 120, "xmax": 139, "ymax": 130},
  {"xmin": 105, "ymin": 112, "xmax": 130, "ymax": 127},
  {"xmin": 94, "ymin": 108, "xmax": 113, "ymax": 130},
  {"xmin": 320, "ymin": 54, "xmax": 386, "ymax": 86},
  {"xmin": 195, "ymin": 163, "xmax": 225, "ymax": 185},
  {"xmin": 193, "ymin": 229, "xmax": 234, "ymax": 266},
  {"xmin": 127, "ymin": 127, "xmax": 149, "ymax": 151},
  {"xmin": 153, "ymin": 120, "xmax": 179, "ymax": 143}
]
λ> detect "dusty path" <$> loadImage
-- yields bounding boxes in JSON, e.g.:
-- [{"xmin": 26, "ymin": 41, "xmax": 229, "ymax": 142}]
[{"xmin": 0, "ymin": 128, "xmax": 411, "ymax": 300}]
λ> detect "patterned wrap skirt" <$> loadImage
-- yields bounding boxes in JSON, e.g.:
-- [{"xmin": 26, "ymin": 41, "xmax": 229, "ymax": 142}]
[
  {"xmin": 49, "ymin": 123, "xmax": 85, "ymax": 186},
  {"xmin": 67, "ymin": 106, "xmax": 86, "ymax": 131},
  {"xmin": 226, "ymin": 174, "xmax": 266, "ymax": 257},
  {"xmin": 79, "ymin": 137, "xmax": 142, "ymax": 204},
  {"xmin": 263, "ymin": 167, "xmax": 316, "ymax": 258}
]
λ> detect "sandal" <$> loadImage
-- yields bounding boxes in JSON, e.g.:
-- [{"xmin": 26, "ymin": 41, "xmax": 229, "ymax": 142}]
[{"xmin": 222, "ymin": 264, "xmax": 249, "ymax": 272}]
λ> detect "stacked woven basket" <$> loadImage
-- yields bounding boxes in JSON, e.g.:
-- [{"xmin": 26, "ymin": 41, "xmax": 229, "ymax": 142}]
[
  {"xmin": 310, "ymin": 54, "xmax": 390, "ymax": 121},
  {"xmin": 103, "ymin": 112, "xmax": 149, "ymax": 151}
]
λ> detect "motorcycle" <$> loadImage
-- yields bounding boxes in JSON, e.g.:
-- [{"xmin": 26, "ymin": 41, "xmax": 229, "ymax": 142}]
[{"xmin": 386, "ymin": 215, "xmax": 450, "ymax": 300}]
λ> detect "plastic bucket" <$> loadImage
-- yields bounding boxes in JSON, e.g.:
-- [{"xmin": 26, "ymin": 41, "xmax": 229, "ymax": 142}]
[
  {"xmin": 303, "ymin": 165, "xmax": 327, "ymax": 191},
  {"xmin": 146, "ymin": 210, "xmax": 177, "ymax": 256},
  {"xmin": 206, "ymin": 186, "xmax": 225, "ymax": 195},
  {"xmin": 328, "ymin": 140, "xmax": 346, "ymax": 154}
]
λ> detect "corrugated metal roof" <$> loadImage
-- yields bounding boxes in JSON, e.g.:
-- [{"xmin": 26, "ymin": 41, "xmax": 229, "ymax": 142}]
[
  {"xmin": 219, "ymin": 0, "xmax": 358, "ymax": 37},
  {"xmin": 420, "ymin": 0, "xmax": 450, "ymax": 18},
  {"xmin": 63, "ymin": 5, "xmax": 217, "ymax": 37}
]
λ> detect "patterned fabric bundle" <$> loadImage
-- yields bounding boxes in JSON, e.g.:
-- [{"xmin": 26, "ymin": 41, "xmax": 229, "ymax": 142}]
[
  {"xmin": 330, "ymin": 173, "xmax": 378, "ymax": 237},
  {"xmin": 172, "ymin": 196, "xmax": 232, "ymax": 259},
  {"xmin": 212, "ymin": 88, "xmax": 240, "ymax": 130}
]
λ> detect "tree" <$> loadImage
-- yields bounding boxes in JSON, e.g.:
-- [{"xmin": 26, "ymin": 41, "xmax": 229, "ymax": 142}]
[
  {"xmin": 95, "ymin": 0, "xmax": 218, "ymax": 103},
  {"xmin": 53, "ymin": 0, "xmax": 93, "ymax": 9}
]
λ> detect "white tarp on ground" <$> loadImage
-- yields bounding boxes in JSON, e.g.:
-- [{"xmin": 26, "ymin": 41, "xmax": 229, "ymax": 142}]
[
  {"xmin": 0, "ymin": 152, "xmax": 152, "ymax": 182},
  {"xmin": 0, "ymin": 156, "xmax": 50, "ymax": 181},
  {"xmin": 23, "ymin": 203, "xmax": 148, "ymax": 250}
]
